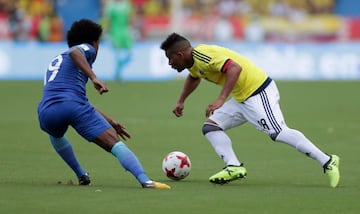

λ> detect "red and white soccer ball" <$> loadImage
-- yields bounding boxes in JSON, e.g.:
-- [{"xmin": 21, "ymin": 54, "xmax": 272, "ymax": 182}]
[{"xmin": 162, "ymin": 151, "xmax": 191, "ymax": 180}]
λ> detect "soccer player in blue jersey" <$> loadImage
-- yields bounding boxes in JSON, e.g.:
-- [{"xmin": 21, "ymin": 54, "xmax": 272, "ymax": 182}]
[
  {"xmin": 37, "ymin": 19, "xmax": 170, "ymax": 189},
  {"xmin": 160, "ymin": 32, "xmax": 340, "ymax": 188}
]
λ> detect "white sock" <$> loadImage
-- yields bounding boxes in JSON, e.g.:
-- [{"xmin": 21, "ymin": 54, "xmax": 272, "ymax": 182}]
[
  {"xmin": 205, "ymin": 130, "xmax": 241, "ymax": 166},
  {"xmin": 275, "ymin": 127, "xmax": 330, "ymax": 166}
]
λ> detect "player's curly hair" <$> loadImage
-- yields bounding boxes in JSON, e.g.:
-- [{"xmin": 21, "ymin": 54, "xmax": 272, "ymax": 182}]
[
  {"xmin": 66, "ymin": 19, "xmax": 103, "ymax": 48},
  {"xmin": 160, "ymin": 32, "xmax": 191, "ymax": 53}
]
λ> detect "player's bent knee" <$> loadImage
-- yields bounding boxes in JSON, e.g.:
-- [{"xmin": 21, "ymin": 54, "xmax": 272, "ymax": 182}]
[
  {"xmin": 269, "ymin": 132, "xmax": 280, "ymax": 141},
  {"xmin": 94, "ymin": 129, "xmax": 120, "ymax": 152},
  {"xmin": 269, "ymin": 127, "xmax": 290, "ymax": 141},
  {"xmin": 202, "ymin": 123, "xmax": 222, "ymax": 135}
]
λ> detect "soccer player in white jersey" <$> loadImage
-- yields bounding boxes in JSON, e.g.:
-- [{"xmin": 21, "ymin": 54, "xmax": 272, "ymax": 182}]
[
  {"xmin": 160, "ymin": 33, "xmax": 340, "ymax": 187},
  {"xmin": 37, "ymin": 19, "xmax": 170, "ymax": 189}
]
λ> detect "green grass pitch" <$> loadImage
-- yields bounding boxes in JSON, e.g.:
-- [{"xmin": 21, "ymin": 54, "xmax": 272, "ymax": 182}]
[{"xmin": 0, "ymin": 80, "xmax": 359, "ymax": 213}]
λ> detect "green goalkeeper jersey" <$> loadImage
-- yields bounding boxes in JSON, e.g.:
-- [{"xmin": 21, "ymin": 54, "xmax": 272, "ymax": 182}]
[{"xmin": 104, "ymin": 0, "xmax": 133, "ymax": 49}]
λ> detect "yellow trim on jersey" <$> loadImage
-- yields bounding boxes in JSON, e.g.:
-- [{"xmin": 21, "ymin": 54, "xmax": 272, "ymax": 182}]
[{"xmin": 188, "ymin": 44, "xmax": 268, "ymax": 102}]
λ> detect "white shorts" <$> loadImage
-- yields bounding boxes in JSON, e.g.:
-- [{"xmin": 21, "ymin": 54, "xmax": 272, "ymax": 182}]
[{"xmin": 209, "ymin": 81, "xmax": 287, "ymax": 139}]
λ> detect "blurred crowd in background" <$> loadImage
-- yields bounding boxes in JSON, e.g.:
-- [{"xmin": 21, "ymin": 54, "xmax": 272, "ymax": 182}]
[
  {"xmin": 0, "ymin": 0, "xmax": 359, "ymax": 43},
  {"xmin": 0, "ymin": 0, "xmax": 62, "ymax": 41}
]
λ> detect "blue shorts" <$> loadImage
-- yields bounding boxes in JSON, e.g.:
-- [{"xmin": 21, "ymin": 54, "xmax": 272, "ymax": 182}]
[{"xmin": 38, "ymin": 101, "xmax": 111, "ymax": 141}]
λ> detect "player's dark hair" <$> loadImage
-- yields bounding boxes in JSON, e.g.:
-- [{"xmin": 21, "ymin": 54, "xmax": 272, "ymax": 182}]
[
  {"xmin": 66, "ymin": 19, "xmax": 103, "ymax": 47},
  {"xmin": 160, "ymin": 32, "xmax": 191, "ymax": 53}
]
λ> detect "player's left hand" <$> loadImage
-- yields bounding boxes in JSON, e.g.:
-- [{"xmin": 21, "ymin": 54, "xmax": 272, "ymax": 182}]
[
  {"xmin": 172, "ymin": 102, "xmax": 184, "ymax": 117},
  {"xmin": 111, "ymin": 120, "xmax": 131, "ymax": 141},
  {"xmin": 92, "ymin": 78, "xmax": 109, "ymax": 94}
]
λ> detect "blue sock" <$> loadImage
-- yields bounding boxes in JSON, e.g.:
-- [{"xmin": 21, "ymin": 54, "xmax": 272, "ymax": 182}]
[
  {"xmin": 111, "ymin": 141, "xmax": 150, "ymax": 184},
  {"xmin": 50, "ymin": 136, "xmax": 86, "ymax": 179}
]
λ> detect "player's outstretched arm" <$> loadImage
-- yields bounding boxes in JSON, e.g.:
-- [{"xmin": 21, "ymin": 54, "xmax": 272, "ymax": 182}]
[{"xmin": 94, "ymin": 106, "xmax": 131, "ymax": 140}]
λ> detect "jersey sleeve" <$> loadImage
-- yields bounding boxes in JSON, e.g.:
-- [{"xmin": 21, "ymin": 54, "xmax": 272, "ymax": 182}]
[
  {"xmin": 197, "ymin": 45, "xmax": 231, "ymax": 73},
  {"xmin": 220, "ymin": 59, "xmax": 232, "ymax": 73},
  {"xmin": 209, "ymin": 53, "xmax": 231, "ymax": 73},
  {"xmin": 74, "ymin": 44, "xmax": 97, "ymax": 65}
]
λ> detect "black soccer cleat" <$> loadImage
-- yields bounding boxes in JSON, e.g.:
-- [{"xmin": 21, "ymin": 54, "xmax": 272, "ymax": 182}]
[{"xmin": 78, "ymin": 172, "xmax": 91, "ymax": 186}]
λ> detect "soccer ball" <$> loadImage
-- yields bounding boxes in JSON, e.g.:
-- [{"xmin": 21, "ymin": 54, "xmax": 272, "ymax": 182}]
[{"xmin": 162, "ymin": 151, "xmax": 191, "ymax": 180}]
